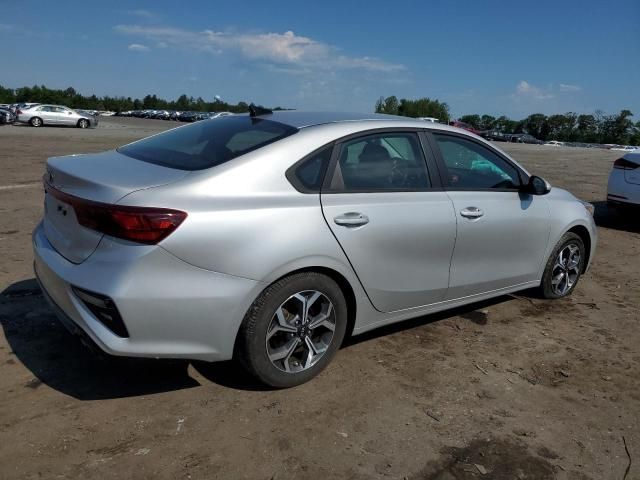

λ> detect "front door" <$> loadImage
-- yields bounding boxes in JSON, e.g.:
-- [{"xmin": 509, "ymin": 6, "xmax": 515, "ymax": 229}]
[{"xmin": 430, "ymin": 132, "xmax": 551, "ymax": 299}]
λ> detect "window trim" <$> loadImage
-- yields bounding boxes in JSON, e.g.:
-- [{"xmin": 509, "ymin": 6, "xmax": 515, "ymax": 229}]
[
  {"xmin": 322, "ymin": 128, "xmax": 441, "ymax": 194},
  {"xmin": 285, "ymin": 143, "xmax": 335, "ymax": 193},
  {"xmin": 426, "ymin": 130, "xmax": 528, "ymax": 192}
]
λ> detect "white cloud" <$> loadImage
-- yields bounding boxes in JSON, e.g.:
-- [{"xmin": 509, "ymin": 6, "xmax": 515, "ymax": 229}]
[
  {"xmin": 514, "ymin": 80, "xmax": 554, "ymax": 100},
  {"xmin": 559, "ymin": 83, "xmax": 582, "ymax": 92},
  {"xmin": 128, "ymin": 43, "xmax": 150, "ymax": 52},
  {"xmin": 114, "ymin": 25, "xmax": 405, "ymax": 72}
]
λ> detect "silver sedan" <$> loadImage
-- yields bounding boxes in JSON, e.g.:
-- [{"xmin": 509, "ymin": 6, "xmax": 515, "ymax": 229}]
[
  {"xmin": 33, "ymin": 110, "xmax": 596, "ymax": 387},
  {"xmin": 17, "ymin": 104, "xmax": 98, "ymax": 128}
]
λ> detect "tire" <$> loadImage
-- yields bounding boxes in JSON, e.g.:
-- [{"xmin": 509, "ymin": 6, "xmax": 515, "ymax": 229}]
[
  {"xmin": 539, "ymin": 232, "xmax": 585, "ymax": 299},
  {"xmin": 236, "ymin": 272, "xmax": 348, "ymax": 388},
  {"xmin": 30, "ymin": 117, "xmax": 42, "ymax": 127},
  {"xmin": 77, "ymin": 119, "xmax": 89, "ymax": 129}
]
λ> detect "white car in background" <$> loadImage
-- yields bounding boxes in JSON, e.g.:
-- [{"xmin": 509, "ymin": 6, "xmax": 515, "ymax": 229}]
[
  {"xmin": 607, "ymin": 153, "xmax": 640, "ymax": 209},
  {"xmin": 544, "ymin": 141, "xmax": 565, "ymax": 147},
  {"xmin": 610, "ymin": 146, "xmax": 638, "ymax": 152},
  {"xmin": 417, "ymin": 117, "xmax": 440, "ymax": 123}
]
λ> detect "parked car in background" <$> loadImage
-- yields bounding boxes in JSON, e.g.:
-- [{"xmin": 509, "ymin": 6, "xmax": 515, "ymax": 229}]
[
  {"xmin": 544, "ymin": 141, "xmax": 565, "ymax": 147},
  {"xmin": 607, "ymin": 153, "xmax": 640, "ymax": 210},
  {"xmin": 0, "ymin": 107, "xmax": 16, "ymax": 125},
  {"xmin": 610, "ymin": 145, "xmax": 638, "ymax": 152},
  {"xmin": 449, "ymin": 120, "xmax": 482, "ymax": 135},
  {"xmin": 481, "ymin": 130, "xmax": 508, "ymax": 142},
  {"xmin": 34, "ymin": 110, "xmax": 596, "ymax": 387},
  {"xmin": 16, "ymin": 104, "xmax": 98, "ymax": 128},
  {"xmin": 508, "ymin": 134, "xmax": 544, "ymax": 145},
  {"xmin": 417, "ymin": 117, "xmax": 440, "ymax": 123}
]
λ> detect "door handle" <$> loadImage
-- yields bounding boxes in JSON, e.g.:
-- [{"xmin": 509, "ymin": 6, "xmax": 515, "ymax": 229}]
[
  {"xmin": 460, "ymin": 207, "xmax": 484, "ymax": 219},
  {"xmin": 334, "ymin": 212, "xmax": 369, "ymax": 227}
]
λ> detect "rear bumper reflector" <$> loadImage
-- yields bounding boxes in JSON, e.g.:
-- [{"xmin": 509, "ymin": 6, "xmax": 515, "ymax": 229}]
[{"xmin": 71, "ymin": 286, "xmax": 129, "ymax": 338}]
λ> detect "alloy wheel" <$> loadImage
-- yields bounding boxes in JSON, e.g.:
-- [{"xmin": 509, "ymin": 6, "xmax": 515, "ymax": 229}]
[
  {"xmin": 265, "ymin": 290, "xmax": 336, "ymax": 373},
  {"xmin": 551, "ymin": 243, "xmax": 581, "ymax": 296}
]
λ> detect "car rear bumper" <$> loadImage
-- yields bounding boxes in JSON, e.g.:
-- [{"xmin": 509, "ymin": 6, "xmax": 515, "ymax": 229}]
[
  {"xmin": 607, "ymin": 171, "xmax": 640, "ymax": 206},
  {"xmin": 33, "ymin": 221, "xmax": 262, "ymax": 362}
]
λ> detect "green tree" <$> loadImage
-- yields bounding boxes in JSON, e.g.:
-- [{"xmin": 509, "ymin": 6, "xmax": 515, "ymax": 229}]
[{"xmin": 458, "ymin": 114, "xmax": 481, "ymax": 129}]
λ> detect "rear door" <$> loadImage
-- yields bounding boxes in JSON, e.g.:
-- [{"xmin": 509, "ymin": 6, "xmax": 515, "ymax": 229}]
[
  {"xmin": 35, "ymin": 106, "xmax": 57, "ymax": 124},
  {"xmin": 428, "ymin": 132, "xmax": 551, "ymax": 299},
  {"xmin": 321, "ymin": 130, "xmax": 456, "ymax": 313}
]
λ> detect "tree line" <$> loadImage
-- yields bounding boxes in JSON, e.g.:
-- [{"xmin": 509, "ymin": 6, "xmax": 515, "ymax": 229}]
[
  {"xmin": 375, "ymin": 95, "xmax": 640, "ymax": 145},
  {"xmin": 0, "ymin": 84, "xmax": 272, "ymax": 114}
]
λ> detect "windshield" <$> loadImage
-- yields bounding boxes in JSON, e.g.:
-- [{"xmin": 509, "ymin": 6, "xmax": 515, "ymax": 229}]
[{"xmin": 117, "ymin": 115, "xmax": 298, "ymax": 171}]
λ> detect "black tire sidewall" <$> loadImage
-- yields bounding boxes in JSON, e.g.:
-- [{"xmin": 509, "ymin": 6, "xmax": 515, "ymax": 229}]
[
  {"xmin": 238, "ymin": 273, "xmax": 347, "ymax": 388},
  {"xmin": 541, "ymin": 233, "xmax": 585, "ymax": 299},
  {"xmin": 30, "ymin": 117, "xmax": 42, "ymax": 127}
]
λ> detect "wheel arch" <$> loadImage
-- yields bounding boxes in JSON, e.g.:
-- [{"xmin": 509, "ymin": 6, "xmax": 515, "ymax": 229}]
[
  {"xmin": 233, "ymin": 265, "xmax": 359, "ymax": 355},
  {"xmin": 567, "ymin": 224, "xmax": 592, "ymax": 273}
]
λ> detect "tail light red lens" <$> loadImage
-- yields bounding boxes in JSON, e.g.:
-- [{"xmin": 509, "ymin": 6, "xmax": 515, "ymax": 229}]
[
  {"xmin": 44, "ymin": 182, "xmax": 187, "ymax": 244},
  {"xmin": 613, "ymin": 158, "xmax": 639, "ymax": 170},
  {"xmin": 16, "ymin": 109, "xmax": 22, "ymax": 115}
]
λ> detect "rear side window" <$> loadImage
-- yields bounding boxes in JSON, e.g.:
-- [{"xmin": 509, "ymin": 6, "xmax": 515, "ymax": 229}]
[
  {"xmin": 118, "ymin": 116, "xmax": 297, "ymax": 171},
  {"xmin": 288, "ymin": 146, "xmax": 333, "ymax": 192}
]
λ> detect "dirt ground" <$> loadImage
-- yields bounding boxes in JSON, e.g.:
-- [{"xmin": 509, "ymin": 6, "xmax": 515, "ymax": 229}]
[{"xmin": 0, "ymin": 118, "xmax": 638, "ymax": 480}]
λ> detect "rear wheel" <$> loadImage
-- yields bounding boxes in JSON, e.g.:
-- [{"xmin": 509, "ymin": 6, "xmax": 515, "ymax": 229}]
[
  {"xmin": 236, "ymin": 272, "xmax": 347, "ymax": 388},
  {"xmin": 77, "ymin": 119, "xmax": 89, "ymax": 129},
  {"xmin": 539, "ymin": 233, "xmax": 585, "ymax": 299},
  {"xmin": 30, "ymin": 117, "xmax": 42, "ymax": 127}
]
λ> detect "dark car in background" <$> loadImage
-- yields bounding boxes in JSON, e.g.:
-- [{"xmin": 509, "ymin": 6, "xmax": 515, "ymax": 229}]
[
  {"xmin": 0, "ymin": 107, "xmax": 16, "ymax": 125},
  {"xmin": 508, "ymin": 134, "xmax": 544, "ymax": 145}
]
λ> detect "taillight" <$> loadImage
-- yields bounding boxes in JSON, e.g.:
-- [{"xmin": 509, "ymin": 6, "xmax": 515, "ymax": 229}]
[
  {"xmin": 16, "ymin": 109, "xmax": 22, "ymax": 115},
  {"xmin": 613, "ymin": 158, "xmax": 639, "ymax": 170},
  {"xmin": 44, "ymin": 182, "xmax": 187, "ymax": 244}
]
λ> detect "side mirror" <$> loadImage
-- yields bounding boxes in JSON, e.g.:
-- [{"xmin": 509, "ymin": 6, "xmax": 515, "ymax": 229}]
[{"xmin": 526, "ymin": 175, "xmax": 551, "ymax": 195}]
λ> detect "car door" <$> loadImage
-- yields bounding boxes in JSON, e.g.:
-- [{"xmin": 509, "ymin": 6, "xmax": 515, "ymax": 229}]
[
  {"xmin": 35, "ymin": 106, "xmax": 57, "ymax": 124},
  {"xmin": 320, "ymin": 130, "xmax": 456, "ymax": 313},
  {"xmin": 428, "ymin": 132, "xmax": 551, "ymax": 299},
  {"xmin": 56, "ymin": 107, "xmax": 75, "ymax": 125}
]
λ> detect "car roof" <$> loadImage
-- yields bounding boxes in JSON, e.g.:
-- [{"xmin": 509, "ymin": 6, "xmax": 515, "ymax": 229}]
[{"xmin": 262, "ymin": 110, "xmax": 466, "ymax": 134}]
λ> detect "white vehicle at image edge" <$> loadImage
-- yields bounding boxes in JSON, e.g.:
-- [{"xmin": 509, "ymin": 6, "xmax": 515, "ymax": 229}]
[
  {"xmin": 607, "ymin": 152, "xmax": 640, "ymax": 208},
  {"xmin": 33, "ymin": 109, "xmax": 597, "ymax": 387},
  {"xmin": 17, "ymin": 104, "xmax": 98, "ymax": 128}
]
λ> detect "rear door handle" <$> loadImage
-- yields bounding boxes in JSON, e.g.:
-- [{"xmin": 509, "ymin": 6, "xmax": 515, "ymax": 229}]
[
  {"xmin": 460, "ymin": 207, "xmax": 484, "ymax": 219},
  {"xmin": 334, "ymin": 212, "xmax": 369, "ymax": 227}
]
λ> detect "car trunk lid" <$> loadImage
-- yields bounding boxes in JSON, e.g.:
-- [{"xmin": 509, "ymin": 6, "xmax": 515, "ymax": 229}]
[{"xmin": 43, "ymin": 150, "xmax": 189, "ymax": 263}]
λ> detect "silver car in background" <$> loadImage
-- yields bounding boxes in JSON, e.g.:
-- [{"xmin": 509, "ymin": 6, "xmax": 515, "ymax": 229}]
[
  {"xmin": 17, "ymin": 104, "xmax": 98, "ymax": 128},
  {"xmin": 33, "ymin": 110, "xmax": 597, "ymax": 387}
]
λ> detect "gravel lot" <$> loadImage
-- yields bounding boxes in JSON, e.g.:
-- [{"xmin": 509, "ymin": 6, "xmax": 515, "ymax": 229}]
[{"xmin": 0, "ymin": 117, "xmax": 638, "ymax": 479}]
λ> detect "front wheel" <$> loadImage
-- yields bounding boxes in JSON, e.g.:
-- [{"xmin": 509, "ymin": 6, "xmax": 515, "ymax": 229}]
[
  {"xmin": 236, "ymin": 272, "xmax": 347, "ymax": 388},
  {"xmin": 539, "ymin": 233, "xmax": 585, "ymax": 299},
  {"xmin": 30, "ymin": 117, "xmax": 43, "ymax": 127}
]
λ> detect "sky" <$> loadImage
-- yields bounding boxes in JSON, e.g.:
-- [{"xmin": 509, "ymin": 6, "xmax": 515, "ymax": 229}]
[{"xmin": 1, "ymin": 0, "xmax": 638, "ymax": 118}]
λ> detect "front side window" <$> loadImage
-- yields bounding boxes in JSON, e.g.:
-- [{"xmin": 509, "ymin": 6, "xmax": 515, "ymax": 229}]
[
  {"xmin": 118, "ymin": 116, "xmax": 298, "ymax": 171},
  {"xmin": 433, "ymin": 134, "xmax": 520, "ymax": 189},
  {"xmin": 329, "ymin": 132, "xmax": 430, "ymax": 191}
]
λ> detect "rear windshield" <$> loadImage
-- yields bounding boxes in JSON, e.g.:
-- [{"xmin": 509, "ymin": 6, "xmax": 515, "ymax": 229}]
[{"xmin": 117, "ymin": 115, "xmax": 298, "ymax": 170}]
